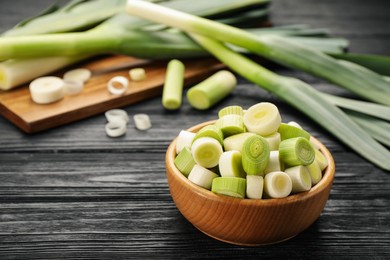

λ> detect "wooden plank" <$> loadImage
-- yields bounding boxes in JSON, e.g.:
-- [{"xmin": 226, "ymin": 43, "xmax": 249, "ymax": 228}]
[{"xmin": 0, "ymin": 55, "xmax": 224, "ymax": 133}]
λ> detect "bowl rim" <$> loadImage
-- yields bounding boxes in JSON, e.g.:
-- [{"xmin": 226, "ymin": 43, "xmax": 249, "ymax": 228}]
[{"xmin": 166, "ymin": 120, "xmax": 335, "ymax": 206}]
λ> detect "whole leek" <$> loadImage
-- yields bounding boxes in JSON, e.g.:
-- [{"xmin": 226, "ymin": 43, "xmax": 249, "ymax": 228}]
[{"xmin": 125, "ymin": 0, "xmax": 390, "ymax": 105}]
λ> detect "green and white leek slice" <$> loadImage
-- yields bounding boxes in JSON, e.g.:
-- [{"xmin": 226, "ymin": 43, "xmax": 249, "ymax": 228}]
[
  {"xmin": 263, "ymin": 171, "xmax": 292, "ymax": 199},
  {"xmin": 188, "ymin": 164, "xmax": 219, "ymax": 190},
  {"xmin": 191, "ymin": 137, "xmax": 223, "ymax": 168},
  {"xmin": 285, "ymin": 166, "xmax": 312, "ymax": 193},
  {"xmin": 63, "ymin": 68, "xmax": 91, "ymax": 83},
  {"xmin": 246, "ymin": 175, "xmax": 264, "ymax": 199},
  {"xmin": 211, "ymin": 177, "xmax": 246, "ymax": 198},
  {"xmin": 263, "ymin": 132, "xmax": 281, "ymax": 151},
  {"xmin": 162, "ymin": 59, "xmax": 185, "ymax": 110},
  {"xmin": 193, "ymin": 125, "xmax": 224, "ymax": 146},
  {"xmin": 187, "ymin": 70, "xmax": 237, "ymax": 110},
  {"xmin": 129, "ymin": 68, "xmax": 146, "ymax": 81},
  {"xmin": 215, "ymin": 114, "xmax": 245, "ymax": 137},
  {"xmin": 223, "ymin": 132, "xmax": 255, "ymax": 153},
  {"xmin": 218, "ymin": 150, "xmax": 246, "ymax": 178},
  {"xmin": 242, "ymin": 135, "xmax": 270, "ymax": 175},
  {"xmin": 264, "ymin": 150, "xmax": 282, "ymax": 174},
  {"xmin": 243, "ymin": 102, "xmax": 281, "ymax": 136},
  {"xmin": 314, "ymin": 149, "xmax": 329, "ymax": 171},
  {"xmin": 218, "ymin": 105, "xmax": 244, "ymax": 118},
  {"xmin": 176, "ymin": 130, "xmax": 196, "ymax": 154},
  {"xmin": 278, "ymin": 123, "xmax": 310, "ymax": 141},
  {"xmin": 306, "ymin": 161, "xmax": 322, "ymax": 186},
  {"xmin": 175, "ymin": 147, "xmax": 197, "ymax": 177},
  {"xmin": 279, "ymin": 137, "xmax": 315, "ymax": 167}
]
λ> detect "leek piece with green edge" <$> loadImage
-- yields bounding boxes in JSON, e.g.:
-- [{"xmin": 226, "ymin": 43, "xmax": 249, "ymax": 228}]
[
  {"xmin": 174, "ymin": 147, "xmax": 196, "ymax": 177},
  {"xmin": 223, "ymin": 132, "xmax": 255, "ymax": 153},
  {"xmin": 315, "ymin": 149, "xmax": 329, "ymax": 171},
  {"xmin": 162, "ymin": 59, "xmax": 185, "ymax": 110},
  {"xmin": 191, "ymin": 137, "xmax": 223, "ymax": 168},
  {"xmin": 218, "ymin": 105, "xmax": 244, "ymax": 118},
  {"xmin": 243, "ymin": 102, "xmax": 281, "ymax": 136},
  {"xmin": 215, "ymin": 114, "xmax": 245, "ymax": 137},
  {"xmin": 218, "ymin": 151, "xmax": 246, "ymax": 178},
  {"xmin": 241, "ymin": 135, "xmax": 270, "ymax": 175},
  {"xmin": 279, "ymin": 137, "xmax": 315, "ymax": 167},
  {"xmin": 187, "ymin": 34, "xmax": 390, "ymax": 170},
  {"xmin": 284, "ymin": 165, "xmax": 312, "ymax": 193},
  {"xmin": 306, "ymin": 161, "xmax": 322, "ymax": 186},
  {"xmin": 187, "ymin": 70, "xmax": 237, "ymax": 110},
  {"xmin": 211, "ymin": 177, "xmax": 246, "ymax": 198},
  {"xmin": 264, "ymin": 150, "xmax": 282, "ymax": 174},
  {"xmin": 278, "ymin": 123, "xmax": 311, "ymax": 141},
  {"xmin": 263, "ymin": 132, "xmax": 281, "ymax": 150},
  {"xmin": 125, "ymin": 0, "xmax": 390, "ymax": 105},
  {"xmin": 175, "ymin": 130, "xmax": 196, "ymax": 154},
  {"xmin": 193, "ymin": 125, "xmax": 224, "ymax": 146}
]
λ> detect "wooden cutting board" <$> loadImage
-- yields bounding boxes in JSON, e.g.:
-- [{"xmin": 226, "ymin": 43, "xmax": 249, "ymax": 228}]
[{"xmin": 0, "ymin": 55, "xmax": 224, "ymax": 133}]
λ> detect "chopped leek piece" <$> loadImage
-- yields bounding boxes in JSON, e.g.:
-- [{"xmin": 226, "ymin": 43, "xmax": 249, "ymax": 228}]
[
  {"xmin": 278, "ymin": 123, "xmax": 310, "ymax": 140},
  {"xmin": 193, "ymin": 125, "xmax": 224, "ymax": 146},
  {"xmin": 191, "ymin": 137, "xmax": 223, "ymax": 168},
  {"xmin": 306, "ymin": 161, "xmax": 322, "ymax": 186},
  {"xmin": 188, "ymin": 164, "xmax": 219, "ymax": 190},
  {"xmin": 129, "ymin": 68, "xmax": 146, "ymax": 81},
  {"xmin": 241, "ymin": 135, "xmax": 270, "ymax": 175},
  {"xmin": 314, "ymin": 149, "xmax": 329, "ymax": 171},
  {"xmin": 263, "ymin": 132, "xmax": 281, "ymax": 151},
  {"xmin": 218, "ymin": 105, "xmax": 244, "ymax": 118},
  {"xmin": 63, "ymin": 68, "xmax": 91, "ymax": 83},
  {"xmin": 246, "ymin": 175, "xmax": 264, "ymax": 199},
  {"xmin": 285, "ymin": 166, "xmax": 312, "ymax": 193},
  {"xmin": 216, "ymin": 114, "xmax": 245, "ymax": 137},
  {"xmin": 187, "ymin": 70, "xmax": 237, "ymax": 110},
  {"xmin": 219, "ymin": 151, "xmax": 246, "ymax": 178},
  {"xmin": 244, "ymin": 102, "xmax": 281, "ymax": 136},
  {"xmin": 212, "ymin": 177, "xmax": 246, "ymax": 198},
  {"xmin": 175, "ymin": 147, "xmax": 197, "ymax": 177},
  {"xmin": 279, "ymin": 137, "xmax": 315, "ymax": 167},
  {"xmin": 133, "ymin": 114, "xmax": 152, "ymax": 130},
  {"xmin": 223, "ymin": 132, "xmax": 255, "ymax": 153},
  {"xmin": 263, "ymin": 171, "xmax": 292, "ymax": 199},
  {"xmin": 29, "ymin": 76, "xmax": 65, "ymax": 104},
  {"xmin": 162, "ymin": 59, "xmax": 185, "ymax": 110},
  {"xmin": 175, "ymin": 130, "xmax": 196, "ymax": 154},
  {"xmin": 264, "ymin": 150, "xmax": 282, "ymax": 174}
]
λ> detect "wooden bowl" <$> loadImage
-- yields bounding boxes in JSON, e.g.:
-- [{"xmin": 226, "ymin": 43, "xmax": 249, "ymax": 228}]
[{"xmin": 165, "ymin": 120, "xmax": 335, "ymax": 246}]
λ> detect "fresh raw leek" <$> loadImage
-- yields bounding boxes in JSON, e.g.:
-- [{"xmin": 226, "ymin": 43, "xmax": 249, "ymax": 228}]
[
  {"xmin": 189, "ymin": 34, "xmax": 390, "ymax": 171},
  {"xmin": 125, "ymin": 0, "xmax": 390, "ymax": 105},
  {"xmin": 0, "ymin": 0, "xmax": 270, "ymax": 90},
  {"xmin": 124, "ymin": 0, "xmax": 390, "ymax": 170}
]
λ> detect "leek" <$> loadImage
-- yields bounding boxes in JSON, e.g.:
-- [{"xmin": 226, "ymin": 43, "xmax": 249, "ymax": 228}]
[
  {"xmin": 125, "ymin": 0, "xmax": 390, "ymax": 105},
  {"xmin": 162, "ymin": 59, "xmax": 185, "ymax": 110},
  {"xmin": 189, "ymin": 34, "xmax": 390, "ymax": 170},
  {"xmin": 0, "ymin": 0, "xmax": 270, "ymax": 89}
]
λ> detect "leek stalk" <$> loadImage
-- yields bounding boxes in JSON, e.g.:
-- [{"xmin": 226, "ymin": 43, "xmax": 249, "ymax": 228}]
[
  {"xmin": 189, "ymin": 34, "xmax": 390, "ymax": 171},
  {"xmin": 125, "ymin": 0, "xmax": 390, "ymax": 105}
]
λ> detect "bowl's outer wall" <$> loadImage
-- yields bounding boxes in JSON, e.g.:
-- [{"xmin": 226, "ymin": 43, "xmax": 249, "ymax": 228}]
[{"xmin": 165, "ymin": 121, "xmax": 335, "ymax": 246}]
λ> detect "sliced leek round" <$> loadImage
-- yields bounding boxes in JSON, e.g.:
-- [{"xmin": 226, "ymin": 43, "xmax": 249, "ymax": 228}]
[
  {"xmin": 188, "ymin": 164, "xmax": 219, "ymax": 190},
  {"xmin": 29, "ymin": 76, "xmax": 65, "ymax": 104},
  {"xmin": 246, "ymin": 175, "xmax": 264, "ymax": 199},
  {"xmin": 218, "ymin": 150, "xmax": 245, "ymax": 178},
  {"xmin": 241, "ymin": 135, "xmax": 270, "ymax": 175},
  {"xmin": 191, "ymin": 137, "xmax": 223, "ymax": 168},
  {"xmin": 279, "ymin": 137, "xmax": 315, "ymax": 167},
  {"xmin": 243, "ymin": 102, "xmax": 281, "ymax": 136},
  {"xmin": 211, "ymin": 177, "xmax": 246, "ymax": 198},
  {"xmin": 263, "ymin": 171, "xmax": 292, "ymax": 199},
  {"xmin": 284, "ymin": 165, "xmax": 312, "ymax": 193}
]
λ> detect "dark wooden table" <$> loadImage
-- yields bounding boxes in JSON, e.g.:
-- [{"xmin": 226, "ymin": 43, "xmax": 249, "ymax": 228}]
[{"xmin": 0, "ymin": 0, "xmax": 389, "ymax": 259}]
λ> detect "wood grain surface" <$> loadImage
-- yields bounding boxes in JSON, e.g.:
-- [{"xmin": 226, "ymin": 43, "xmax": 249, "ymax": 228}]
[{"xmin": 0, "ymin": 0, "xmax": 389, "ymax": 259}]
